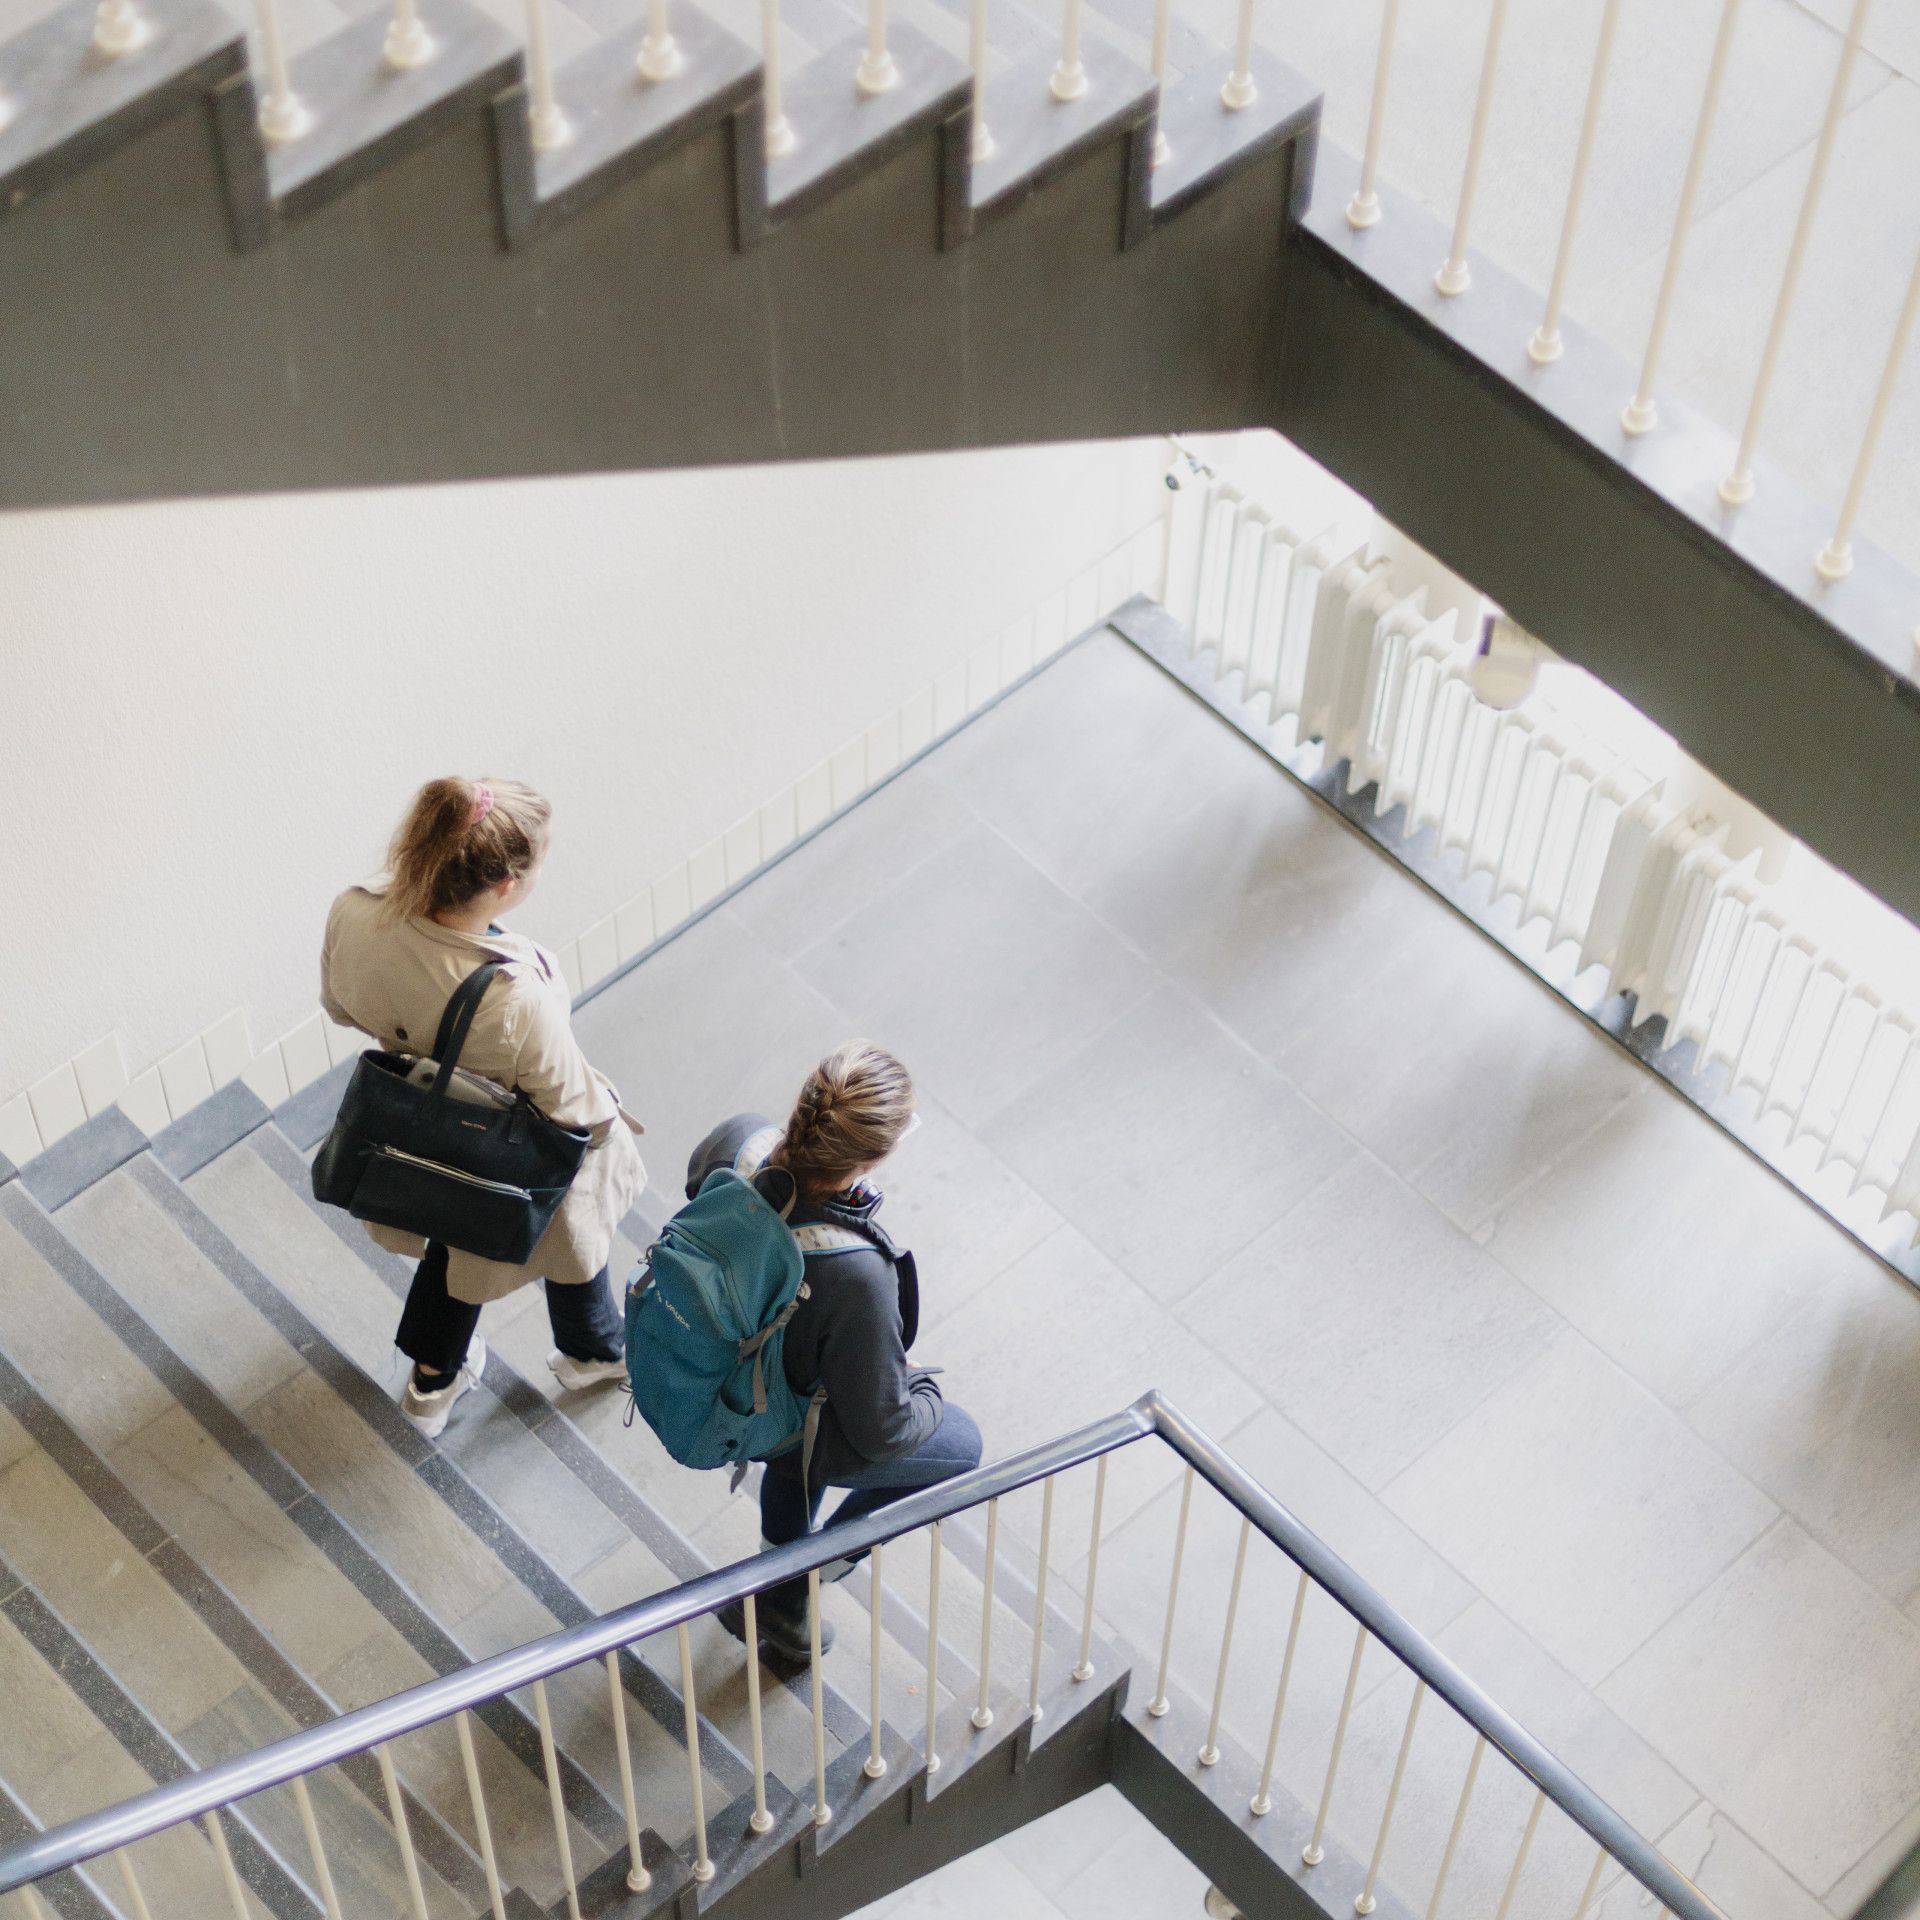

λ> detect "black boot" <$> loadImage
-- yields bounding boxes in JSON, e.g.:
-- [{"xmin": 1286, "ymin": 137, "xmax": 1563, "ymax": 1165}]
[{"xmin": 717, "ymin": 1584, "xmax": 835, "ymax": 1666}]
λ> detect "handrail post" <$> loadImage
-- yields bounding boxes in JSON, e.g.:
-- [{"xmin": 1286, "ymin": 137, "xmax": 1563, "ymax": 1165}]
[
  {"xmin": 1027, "ymin": 1476, "xmax": 1055, "ymax": 1719},
  {"xmin": 1622, "ymin": 0, "xmax": 1744, "ymax": 433},
  {"xmin": 253, "ymin": 0, "xmax": 316, "ymax": 144},
  {"xmin": 863, "ymin": 1548, "xmax": 889, "ymax": 1780},
  {"xmin": 1198, "ymin": 1516, "xmax": 1251, "ymax": 1765},
  {"xmin": 1720, "ymin": 0, "xmax": 1871, "ymax": 500},
  {"xmin": 383, "ymin": 0, "xmax": 434, "ymax": 69},
  {"xmin": 1346, "ymin": 0, "xmax": 1400, "ymax": 228},
  {"xmin": 1146, "ymin": 1466, "xmax": 1195, "ymax": 1717},
  {"xmin": 607, "ymin": 1650, "xmax": 657, "ymax": 1885},
  {"xmin": 676, "ymin": 1626, "xmax": 716, "ymax": 1883},
  {"xmin": 203, "ymin": 1811, "xmax": 252, "ymax": 1920},
  {"xmin": 92, "ymin": 0, "xmax": 151, "ymax": 53},
  {"xmin": 376, "ymin": 1745, "xmax": 433, "ymax": 1920},
  {"xmin": 1815, "ymin": 240, "xmax": 1920, "ymax": 580},
  {"xmin": 455, "ymin": 1711, "xmax": 509, "ymax": 1920},
  {"xmin": 856, "ymin": 0, "xmax": 899, "ymax": 93},
  {"xmin": 925, "ymin": 1523, "xmax": 944, "ymax": 1775},
  {"xmin": 1427, "ymin": 1735, "xmax": 1487, "ymax": 1919},
  {"xmin": 969, "ymin": 0, "xmax": 995, "ymax": 162},
  {"xmin": 762, "ymin": 0, "xmax": 798, "ymax": 156},
  {"xmin": 743, "ymin": 1596, "xmax": 778, "ymax": 1826},
  {"xmin": 1050, "ymin": 0, "xmax": 1088, "ymax": 101},
  {"xmin": 972, "ymin": 1497, "xmax": 1000, "ymax": 1730},
  {"xmin": 1304, "ymin": 1623, "xmax": 1368, "ymax": 1866},
  {"xmin": 638, "ymin": 0, "xmax": 685, "ymax": 79},
  {"xmin": 1073, "ymin": 1456, "xmax": 1107, "ymax": 1682},
  {"xmin": 533, "ymin": 1681, "xmax": 583, "ymax": 1920},
  {"xmin": 1149, "ymin": 0, "xmax": 1172, "ymax": 167},
  {"xmin": 1220, "ymin": 0, "xmax": 1256, "ymax": 109},
  {"xmin": 1250, "ymin": 1567, "xmax": 1309, "ymax": 1816},
  {"xmin": 1435, "ymin": 0, "xmax": 1509, "ymax": 294},
  {"xmin": 809, "ymin": 1570, "xmax": 831, "ymax": 1828},
  {"xmin": 1356, "ymin": 1681, "xmax": 1426, "ymax": 1913},
  {"xmin": 1528, "ymin": 0, "xmax": 1622, "ymax": 361}
]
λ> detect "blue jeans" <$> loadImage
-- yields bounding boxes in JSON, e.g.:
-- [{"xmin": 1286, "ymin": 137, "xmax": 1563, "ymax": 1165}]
[{"xmin": 759, "ymin": 1405, "xmax": 983, "ymax": 1607}]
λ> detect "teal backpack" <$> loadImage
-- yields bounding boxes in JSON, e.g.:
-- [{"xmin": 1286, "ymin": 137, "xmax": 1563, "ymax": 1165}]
[{"xmin": 623, "ymin": 1164, "xmax": 828, "ymax": 1503}]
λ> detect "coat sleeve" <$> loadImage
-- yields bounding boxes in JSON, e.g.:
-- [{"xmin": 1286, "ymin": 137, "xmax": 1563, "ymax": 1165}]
[
  {"xmin": 504, "ymin": 980, "xmax": 620, "ymax": 1135},
  {"xmin": 814, "ymin": 1256, "xmax": 943, "ymax": 1464},
  {"xmin": 685, "ymin": 1115, "xmax": 773, "ymax": 1198},
  {"xmin": 317, "ymin": 894, "xmax": 356, "ymax": 1031}
]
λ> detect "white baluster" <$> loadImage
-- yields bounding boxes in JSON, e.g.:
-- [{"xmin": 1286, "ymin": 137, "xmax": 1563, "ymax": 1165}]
[
  {"xmin": 1495, "ymin": 1790, "xmax": 1548, "ymax": 1920},
  {"xmin": 1027, "ymin": 1475, "xmax": 1055, "ymax": 1719},
  {"xmin": 1050, "ymin": 0, "xmax": 1088, "ymax": 101},
  {"xmin": 1571, "ymin": 1844, "xmax": 1609, "ymax": 1920},
  {"xmin": 253, "ymin": 0, "xmax": 315, "ymax": 143},
  {"xmin": 1721, "ymin": 0, "xmax": 1871, "ymax": 500},
  {"xmin": 203, "ymin": 1810, "xmax": 253, "ymax": 1920},
  {"xmin": 1346, "ymin": 0, "xmax": 1399, "ymax": 227},
  {"xmin": 291, "ymin": 1779, "xmax": 346, "ymax": 1920},
  {"xmin": 970, "ymin": 0, "xmax": 995, "ymax": 162},
  {"xmin": 857, "ymin": 0, "xmax": 899, "ymax": 92},
  {"xmin": 1149, "ymin": 0, "xmax": 1172, "ymax": 166},
  {"xmin": 1303, "ymin": 1623, "xmax": 1368, "ymax": 1866},
  {"xmin": 455, "ymin": 1712, "xmax": 510, "ymax": 1920},
  {"xmin": 1528, "ymin": 0, "xmax": 1622, "ymax": 361},
  {"xmin": 453, "ymin": 1712, "xmax": 506, "ymax": 1920},
  {"xmin": 676, "ymin": 1625, "xmax": 716, "ymax": 1882},
  {"xmin": 525, "ymin": 0, "xmax": 573, "ymax": 148},
  {"xmin": 1435, "ymin": 0, "xmax": 1509, "ymax": 294},
  {"xmin": 863, "ymin": 1546, "xmax": 889, "ymax": 1779},
  {"xmin": 638, "ymin": 0, "xmax": 684, "ymax": 79},
  {"xmin": 1250, "ymin": 1567, "xmax": 1309, "ymax": 1816},
  {"xmin": 973, "ymin": 1497, "xmax": 1001, "ymax": 1730},
  {"xmin": 1815, "ymin": 239, "xmax": 1920, "ymax": 580},
  {"xmin": 1426, "ymin": 1736, "xmax": 1487, "ymax": 1920},
  {"xmin": 92, "ymin": 0, "xmax": 151, "ymax": 54},
  {"xmin": 1146, "ymin": 1466, "xmax": 1195, "ymax": 1718},
  {"xmin": 608, "ymin": 1650, "xmax": 658, "ymax": 1883},
  {"xmin": 19, "ymin": 1888, "xmax": 54, "ymax": 1920},
  {"xmin": 113, "ymin": 1853, "xmax": 157, "ymax": 1920},
  {"xmin": 384, "ymin": 0, "xmax": 434, "ymax": 69},
  {"xmin": 1220, "ymin": 0, "xmax": 1256, "ymax": 110},
  {"xmin": 533, "ymin": 1681, "xmax": 583, "ymax": 1920},
  {"xmin": 1356, "ymin": 1682, "xmax": 1426, "ymax": 1914},
  {"xmin": 1073, "ymin": 1457, "xmax": 1107, "ymax": 1682},
  {"xmin": 1622, "ymin": 0, "xmax": 1744, "ymax": 433},
  {"xmin": 377, "ymin": 1745, "xmax": 434, "ymax": 1920},
  {"xmin": 742, "ymin": 1597, "xmax": 778, "ymax": 1826},
  {"xmin": 1198, "ymin": 1516, "xmax": 1250, "ymax": 1766},
  {"xmin": 926, "ymin": 1522, "xmax": 944, "ymax": 1775},
  {"xmin": 762, "ymin": 0, "xmax": 798, "ymax": 156},
  {"xmin": 809, "ymin": 1569, "xmax": 831, "ymax": 1827}
]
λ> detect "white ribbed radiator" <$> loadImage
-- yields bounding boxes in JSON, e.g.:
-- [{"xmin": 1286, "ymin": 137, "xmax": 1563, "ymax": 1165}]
[{"xmin": 1180, "ymin": 475, "xmax": 1920, "ymax": 1231}]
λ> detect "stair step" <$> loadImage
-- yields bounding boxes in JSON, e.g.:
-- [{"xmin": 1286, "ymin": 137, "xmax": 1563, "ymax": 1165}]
[
  {"xmin": 51, "ymin": 1159, "xmax": 722, "ymax": 1858},
  {"xmin": 0, "ymin": 1774, "xmax": 121, "ymax": 1920}
]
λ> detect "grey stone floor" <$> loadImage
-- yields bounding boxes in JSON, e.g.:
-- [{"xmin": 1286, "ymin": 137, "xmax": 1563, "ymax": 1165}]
[{"xmin": 575, "ymin": 629, "xmax": 1920, "ymax": 1920}]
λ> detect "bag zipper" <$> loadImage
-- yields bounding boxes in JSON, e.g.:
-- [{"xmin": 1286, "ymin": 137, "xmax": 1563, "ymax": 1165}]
[{"xmin": 377, "ymin": 1145, "xmax": 531, "ymax": 1200}]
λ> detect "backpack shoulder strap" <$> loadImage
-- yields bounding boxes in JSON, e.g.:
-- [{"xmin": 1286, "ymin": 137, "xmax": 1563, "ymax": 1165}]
[{"xmin": 791, "ymin": 1222, "xmax": 872, "ymax": 1257}]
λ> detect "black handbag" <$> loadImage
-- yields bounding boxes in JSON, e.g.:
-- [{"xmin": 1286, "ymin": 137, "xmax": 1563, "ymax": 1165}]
[{"xmin": 311, "ymin": 962, "xmax": 592, "ymax": 1264}]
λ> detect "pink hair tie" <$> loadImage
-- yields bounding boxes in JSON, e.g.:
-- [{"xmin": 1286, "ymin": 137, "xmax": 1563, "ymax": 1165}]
[{"xmin": 471, "ymin": 783, "xmax": 495, "ymax": 824}]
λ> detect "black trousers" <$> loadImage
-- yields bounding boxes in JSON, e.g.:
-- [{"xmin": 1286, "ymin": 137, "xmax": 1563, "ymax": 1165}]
[{"xmin": 395, "ymin": 1241, "xmax": 624, "ymax": 1375}]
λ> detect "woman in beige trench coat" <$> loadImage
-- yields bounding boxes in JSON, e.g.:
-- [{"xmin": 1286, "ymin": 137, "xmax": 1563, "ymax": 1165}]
[{"xmin": 320, "ymin": 776, "xmax": 646, "ymax": 1438}]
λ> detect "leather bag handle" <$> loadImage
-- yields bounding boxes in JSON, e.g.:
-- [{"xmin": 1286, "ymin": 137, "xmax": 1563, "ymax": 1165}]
[{"xmin": 428, "ymin": 961, "xmax": 504, "ymax": 1099}]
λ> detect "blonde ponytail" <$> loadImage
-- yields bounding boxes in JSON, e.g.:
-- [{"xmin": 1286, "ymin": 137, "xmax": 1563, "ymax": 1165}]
[
  {"xmin": 771, "ymin": 1042, "xmax": 915, "ymax": 1200},
  {"xmin": 382, "ymin": 777, "xmax": 551, "ymax": 922}
]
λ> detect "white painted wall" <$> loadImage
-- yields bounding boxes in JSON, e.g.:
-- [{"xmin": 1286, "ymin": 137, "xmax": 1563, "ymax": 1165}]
[{"xmin": 0, "ymin": 438, "xmax": 1172, "ymax": 1153}]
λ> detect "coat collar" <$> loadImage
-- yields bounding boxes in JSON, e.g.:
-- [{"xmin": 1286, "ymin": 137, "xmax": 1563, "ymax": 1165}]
[{"xmin": 352, "ymin": 877, "xmax": 555, "ymax": 980}]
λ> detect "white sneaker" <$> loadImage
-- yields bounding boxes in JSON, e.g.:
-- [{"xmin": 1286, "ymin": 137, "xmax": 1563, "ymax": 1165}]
[
  {"xmin": 547, "ymin": 1350, "xmax": 627, "ymax": 1392},
  {"xmin": 401, "ymin": 1335, "xmax": 488, "ymax": 1439}
]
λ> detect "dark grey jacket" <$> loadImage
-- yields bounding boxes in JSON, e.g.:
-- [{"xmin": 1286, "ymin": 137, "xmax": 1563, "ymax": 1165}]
[{"xmin": 686, "ymin": 1114, "xmax": 943, "ymax": 1486}]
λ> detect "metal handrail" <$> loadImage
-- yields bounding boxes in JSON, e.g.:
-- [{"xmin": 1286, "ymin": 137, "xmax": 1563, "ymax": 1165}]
[{"xmin": 0, "ymin": 1394, "xmax": 1731, "ymax": 1920}]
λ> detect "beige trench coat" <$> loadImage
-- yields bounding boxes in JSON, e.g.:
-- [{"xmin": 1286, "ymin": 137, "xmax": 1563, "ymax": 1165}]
[{"xmin": 319, "ymin": 883, "xmax": 646, "ymax": 1305}]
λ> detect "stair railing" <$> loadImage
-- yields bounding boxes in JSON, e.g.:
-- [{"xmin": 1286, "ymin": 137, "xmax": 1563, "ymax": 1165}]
[{"xmin": 0, "ymin": 1394, "xmax": 1736, "ymax": 1920}]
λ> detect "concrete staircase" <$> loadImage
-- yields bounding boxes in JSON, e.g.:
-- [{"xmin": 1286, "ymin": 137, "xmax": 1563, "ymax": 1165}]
[{"xmin": 0, "ymin": 1067, "xmax": 1131, "ymax": 1919}]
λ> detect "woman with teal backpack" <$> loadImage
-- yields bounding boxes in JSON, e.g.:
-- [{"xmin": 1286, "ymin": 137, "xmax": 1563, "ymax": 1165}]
[{"xmin": 683, "ymin": 1043, "xmax": 981, "ymax": 1665}]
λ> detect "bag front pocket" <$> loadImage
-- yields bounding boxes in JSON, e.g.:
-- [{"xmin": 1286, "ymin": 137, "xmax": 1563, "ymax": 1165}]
[{"xmin": 350, "ymin": 1146, "xmax": 544, "ymax": 1263}]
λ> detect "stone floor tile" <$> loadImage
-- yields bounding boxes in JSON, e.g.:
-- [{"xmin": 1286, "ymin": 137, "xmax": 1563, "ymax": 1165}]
[
  {"xmin": 877, "ymin": 1087, "xmax": 1066, "ymax": 1336},
  {"xmin": 1601, "ymin": 1521, "xmax": 1920, "ymax": 1892},
  {"xmin": 792, "ymin": 824, "xmax": 1160, "ymax": 1130},
  {"xmin": 1479, "ymin": 1081, "xmax": 1863, "ymax": 1410},
  {"xmin": 1688, "ymin": 1252, "xmax": 1920, "ymax": 1606},
  {"xmin": 1277, "ymin": 922, "xmax": 1645, "ymax": 1236},
  {"xmin": 981, "ymin": 984, "xmax": 1354, "ymax": 1306},
  {"xmin": 1182, "ymin": 1156, "xmax": 1561, "ymax": 1491},
  {"xmin": 1050, "ymin": 1793, "xmax": 1212, "ymax": 1920},
  {"xmin": 920, "ymin": 1224, "xmax": 1263, "ymax": 1560},
  {"xmin": 572, "ymin": 901, "xmax": 852, "ymax": 1198},
  {"xmin": 930, "ymin": 633, "xmax": 1282, "ymax": 907},
  {"xmin": 1383, "ymin": 1332, "xmax": 1776, "ymax": 1685},
  {"xmin": 729, "ymin": 757, "xmax": 979, "ymax": 964},
  {"xmin": 995, "ymin": 1783, "xmax": 1146, "ymax": 1898},
  {"xmin": 857, "ymin": 1835, "xmax": 1070, "ymax": 1918},
  {"xmin": 1591, "ymin": 1801, "xmax": 1828, "ymax": 1920}
]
